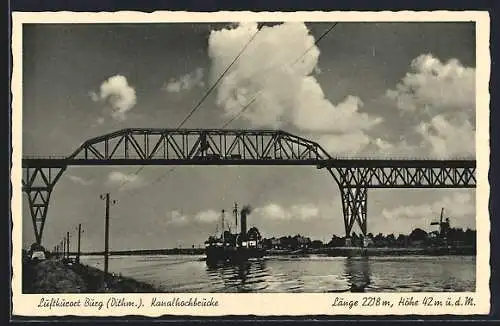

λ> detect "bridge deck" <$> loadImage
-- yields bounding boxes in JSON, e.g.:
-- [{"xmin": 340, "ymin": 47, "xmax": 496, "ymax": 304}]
[{"xmin": 22, "ymin": 157, "xmax": 476, "ymax": 168}]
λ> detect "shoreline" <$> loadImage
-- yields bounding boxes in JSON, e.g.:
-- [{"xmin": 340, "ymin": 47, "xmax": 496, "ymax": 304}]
[
  {"xmin": 23, "ymin": 249, "xmax": 475, "ymax": 294},
  {"xmin": 77, "ymin": 246, "xmax": 476, "ymax": 257},
  {"xmin": 268, "ymin": 246, "xmax": 476, "ymax": 257}
]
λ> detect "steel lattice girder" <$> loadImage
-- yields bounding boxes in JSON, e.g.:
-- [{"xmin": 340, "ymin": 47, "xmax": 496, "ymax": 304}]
[
  {"xmin": 22, "ymin": 128, "xmax": 329, "ymax": 166},
  {"xmin": 70, "ymin": 129, "xmax": 325, "ymax": 161},
  {"xmin": 22, "ymin": 128, "xmax": 476, "ymax": 174},
  {"xmin": 332, "ymin": 166, "xmax": 476, "ymax": 188},
  {"xmin": 339, "ymin": 187, "xmax": 368, "ymax": 237},
  {"xmin": 20, "ymin": 128, "xmax": 476, "ymax": 244},
  {"xmin": 22, "ymin": 167, "xmax": 66, "ymax": 245}
]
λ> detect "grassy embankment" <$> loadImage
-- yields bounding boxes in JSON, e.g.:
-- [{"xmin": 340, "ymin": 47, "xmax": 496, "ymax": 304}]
[{"xmin": 23, "ymin": 256, "xmax": 162, "ymax": 293}]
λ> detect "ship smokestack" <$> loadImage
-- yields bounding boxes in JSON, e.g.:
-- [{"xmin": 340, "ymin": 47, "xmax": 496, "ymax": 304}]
[{"xmin": 240, "ymin": 205, "xmax": 252, "ymax": 237}]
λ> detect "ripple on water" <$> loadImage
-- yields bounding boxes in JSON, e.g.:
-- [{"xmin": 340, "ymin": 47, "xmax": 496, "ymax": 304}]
[{"xmin": 81, "ymin": 255, "xmax": 475, "ymax": 293}]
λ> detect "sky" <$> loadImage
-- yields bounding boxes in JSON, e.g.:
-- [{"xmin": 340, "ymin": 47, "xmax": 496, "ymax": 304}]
[{"xmin": 21, "ymin": 22, "xmax": 477, "ymax": 251}]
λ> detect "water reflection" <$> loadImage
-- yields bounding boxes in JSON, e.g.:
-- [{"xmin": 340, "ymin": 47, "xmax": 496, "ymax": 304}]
[
  {"xmin": 81, "ymin": 255, "xmax": 474, "ymax": 293},
  {"xmin": 205, "ymin": 259, "xmax": 270, "ymax": 292},
  {"xmin": 344, "ymin": 257, "xmax": 371, "ymax": 292},
  {"xmin": 206, "ymin": 256, "xmax": 373, "ymax": 293}
]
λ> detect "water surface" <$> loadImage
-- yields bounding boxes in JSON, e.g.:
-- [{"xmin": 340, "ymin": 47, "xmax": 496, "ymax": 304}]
[{"xmin": 80, "ymin": 254, "xmax": 475, "ymax": 292}]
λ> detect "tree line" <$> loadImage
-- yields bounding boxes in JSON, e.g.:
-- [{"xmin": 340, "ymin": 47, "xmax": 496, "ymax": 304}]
[{"xmin": 262, "ymin": 227, "xmax": 476, "ymax": 250}]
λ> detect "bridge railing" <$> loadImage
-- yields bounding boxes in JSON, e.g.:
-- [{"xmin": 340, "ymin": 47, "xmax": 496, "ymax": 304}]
[
  {"xmin": 21, "ymin": 154, "xmax": 476, "ymax": 161},
  {"xmin": 22, "ymin": 155, "xmax": 69, "ymax": 160},
  {"xmin": 324, "ymin": 155, "xmax": 476, "ymax": 161},
  {"xmin": 20, "ymin": 128, "xmax": 476, "ymax": 163}
]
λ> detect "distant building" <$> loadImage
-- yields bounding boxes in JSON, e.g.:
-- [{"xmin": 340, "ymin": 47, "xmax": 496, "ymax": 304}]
[
  {"xmin": 293, "ymin": 235, "xmax": 311, "ymax": 249},
  {"xmin": 270, "ymin": 238, "xmax": 281, "ymax": 249}
]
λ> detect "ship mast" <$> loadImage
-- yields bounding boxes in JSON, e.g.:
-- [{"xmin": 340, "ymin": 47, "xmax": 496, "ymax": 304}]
[{"xmin": 233, "ymin": 202, "xmax": 238, "ymax": 230}]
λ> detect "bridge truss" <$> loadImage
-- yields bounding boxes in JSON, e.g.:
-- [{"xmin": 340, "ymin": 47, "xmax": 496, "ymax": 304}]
[{"xmin": 22, "ymin": 128, "xmax": 476, "ymax": 246}]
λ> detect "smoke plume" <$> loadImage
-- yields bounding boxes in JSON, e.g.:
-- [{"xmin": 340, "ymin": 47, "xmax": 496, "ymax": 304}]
[{"xmin": 240, "ymin": 205, "xmax": 252, "ymax": 217}]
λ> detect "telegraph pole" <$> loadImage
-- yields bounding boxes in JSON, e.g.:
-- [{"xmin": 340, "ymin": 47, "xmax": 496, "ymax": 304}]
[
  {"xmin": 67, "ymin": 231, "xmax": 70, "ymax": 260},
  {"xmin": 100, "ymin": 193, "xmax": 116, "ymax": 283},
  {"xmin": 77, "ymin": 223, "xmax": 82, "ymax": 264},
  {"xmin": 63, "ymin": 236, "xmax": 67, "ymax": 259}
]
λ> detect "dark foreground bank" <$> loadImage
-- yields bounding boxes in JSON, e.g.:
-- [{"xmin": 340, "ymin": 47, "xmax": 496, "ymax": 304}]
[{"xmin": 23, "ymin": 258, "xmax": 162, "ymax": 293}]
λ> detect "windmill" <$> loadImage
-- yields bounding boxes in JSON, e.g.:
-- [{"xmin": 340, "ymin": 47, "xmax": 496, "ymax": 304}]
[{"xmin": 430, "ymin": 208, "xmax": 450, "ymax": 240}]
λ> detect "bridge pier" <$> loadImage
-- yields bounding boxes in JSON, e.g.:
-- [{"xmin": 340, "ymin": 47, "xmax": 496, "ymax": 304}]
[
  {"xmin": 22, "ymin": 167, "xmax": 66, "ymax": 245},
  {"xmin": 327, "ymin": 168, "xmax": 369, "ymax": 247},
  {"xmin": 340, "ymin": 186, "xmax": 368, "ymax": 246}
]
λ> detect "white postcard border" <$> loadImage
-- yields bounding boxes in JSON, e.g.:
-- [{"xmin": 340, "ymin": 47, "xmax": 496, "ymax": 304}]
[{"xmin": 11, "ymin": 10, "xmax": 491, "ymax": 317}]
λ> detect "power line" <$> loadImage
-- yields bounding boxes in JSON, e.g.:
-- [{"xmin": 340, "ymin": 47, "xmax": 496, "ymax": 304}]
[
  {"xmin": 115, "ymin": 27, "xmax": 261, "ymax": 192},
  {"xmin": 116, "ymin": 22, "xmax": 339, "ymax": 206},
  {"xmin": 221, "ymin": 22, "xmax": 339, "ymax": 129},
  {"xmin": 133, "ymin": 23, "xmax": 340, "ymax": 192},
  {"xmin": 175, "ymin": 28, "xmax": 261, "ymax": 129},
  {"xmin": 217, "ymin": 22, "xmax": 340, "ymax": 109},
  {"xmin": 131, "ymin": 23, "xmax": 340, "ymax": 199},
  {"xmin": 220, "ymin": 98, "xmax": 257, "ymax": 128},
  {"xmin": 292, "ymin": 22, "xmax": 339, "ymax": 66},
  {"xmin": 119, "ymin": 23, "xmax": 337, "ymax": 193},
  {"xmin": 210, "ymin": 23, "xmax": 341, "ymax": 232},
  {"xmin": 116, "ymin": 166, "xmax": 146, "ymax": 191}
]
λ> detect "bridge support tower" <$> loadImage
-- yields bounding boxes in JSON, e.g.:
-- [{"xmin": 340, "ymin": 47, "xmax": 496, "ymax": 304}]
[
  {"xmin": 340, "ymin": 186, "xmax": 368, "ymax": 246},
  {"xmin": 22, "ymin": 166, "xmax": 66, "ymax": 246},
  {"xmin": 327, "ymin": 168, "xmax": 369, "ymax": 247}
]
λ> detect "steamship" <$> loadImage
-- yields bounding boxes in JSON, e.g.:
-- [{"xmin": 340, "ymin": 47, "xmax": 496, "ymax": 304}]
[{"xmin": 204, "ymin": 203, "xmax": 265, "ymax": 263}]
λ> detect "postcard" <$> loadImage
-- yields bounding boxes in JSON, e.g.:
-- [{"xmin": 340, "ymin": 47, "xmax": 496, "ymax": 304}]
[{"xmin": 11, "ymin": 10, "xmax": 490, "ymax": 317}]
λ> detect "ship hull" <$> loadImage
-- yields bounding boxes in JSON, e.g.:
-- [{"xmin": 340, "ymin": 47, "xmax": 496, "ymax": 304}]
[{"xmin": 206, "ymin": 246, "xmax": 265, "ymax": 263}]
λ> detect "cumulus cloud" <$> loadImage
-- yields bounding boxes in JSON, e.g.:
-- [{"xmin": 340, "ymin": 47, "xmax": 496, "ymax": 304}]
[
  {"xmin": 386, "ymin": 54, "xmax": 475, "ymax": 116},
  {"xmin": 67, "ymin": 175, "xmax": 93, "ymax": 186},
  {"xmin": 254, "ymin": 203, "xmax": 320, "ymax": 221},
  {"xmin": 416, "ymin": 114, "xmax": 475, "ymax": 158},
  {"xmin": 106, "ymin": 171, "xmax": 143, "ymax": 189},
  {"xmin": 315, "ymin": 132, "xmax": 372, "ymax": 156},
  {"xmin": 163, "ymin": 68, "xmax": 205, "ymax": 93},
  {"xmin": 194, "ymin": 209, "xmax": 221, "ymax": 223},
  {"xmin": 89, "ymin": 91, "xmax": 99, "ymax": 102},
  {"xmin": 208, "ymin": 22, "xmax": 382, "ymax": 154},
  {"xmin": 167, "ymin": 210, "xmax": 189, "ymax": 226},
  {"xmin": 361, "ymin": 136, "xmax": 421, "ymax": 158},
  {"xmin": 292, "ymin": 92, "xmax": 382, "ymax": 134},
  {"xmin": 386, "ymin": 54, "xmax": 475, "ymax": 158},
  {"xmin": 255, "ymin": 203, "xmax": 287, "ymax": 220},
  {"xmin": 381, "ymin": 190, "xmax": 475, "ymax": 224},
  {"xmin": 290, "ymin": 204, "xmax": 320, "ymax": 220},
  {"xmin": 92, "ymin": 75, "xmax": 137, "ymax": 121}
]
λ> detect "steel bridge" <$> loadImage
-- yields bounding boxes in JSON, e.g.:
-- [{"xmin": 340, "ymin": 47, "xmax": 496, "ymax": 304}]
[{"xmin": 22, "ymin": 128, "xmax": 477, "ymax": 245}]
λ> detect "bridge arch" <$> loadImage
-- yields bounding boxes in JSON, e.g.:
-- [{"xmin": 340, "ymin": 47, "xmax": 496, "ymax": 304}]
[{"xmin": 65, "ymin": 128, "xmax": 331, "ymax": 164}]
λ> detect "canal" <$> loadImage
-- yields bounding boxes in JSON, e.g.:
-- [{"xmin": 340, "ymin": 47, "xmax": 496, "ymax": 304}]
[{"xmin": 80, "ymin": 255, "xmax": 475, "ymax": 293}]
